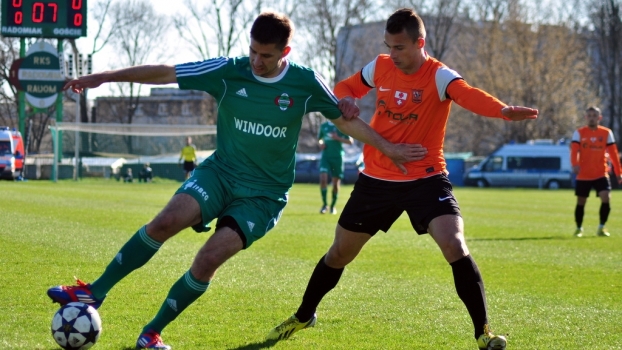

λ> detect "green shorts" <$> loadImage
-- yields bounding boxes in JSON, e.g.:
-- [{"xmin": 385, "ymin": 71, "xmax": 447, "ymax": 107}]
[
  {"xmin": 175, "ymin": 163, "xmax": 288, "ymax": 249},
  {"xmin": 319, "ymin": 155, "xmax": 344, "ymax": 179}
]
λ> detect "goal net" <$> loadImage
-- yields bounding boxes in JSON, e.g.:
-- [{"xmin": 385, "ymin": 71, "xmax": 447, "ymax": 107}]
[{"xmin": 49, "ymin": 122, "xmax": 217, "ymax": 181}]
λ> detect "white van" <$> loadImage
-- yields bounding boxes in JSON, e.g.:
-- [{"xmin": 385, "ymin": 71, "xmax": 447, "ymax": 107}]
[
  {"xmin": 0, "ymin": 127, "xmax": 25, "ymax": 180},
  {"xmin": 464, "ymin": 140, "xmax": 572, "ymax": 189}
]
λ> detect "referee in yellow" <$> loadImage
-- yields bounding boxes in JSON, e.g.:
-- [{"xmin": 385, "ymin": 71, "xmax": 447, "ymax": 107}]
[{"xmin": 179, "ymin": 136, "xmax": 197, "ymax": 180}]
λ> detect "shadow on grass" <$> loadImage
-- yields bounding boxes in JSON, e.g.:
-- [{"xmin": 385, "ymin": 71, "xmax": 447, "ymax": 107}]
[
  {"xmin": 119, "ymin": 339, "xmax": 279, "ymax": 350},
  {"xmin": 467, "ymin": 235, "xmax": 591, "ymax": 241},
  {"xmin": 227, "ymin": 339, "xmax": 279, "ymax": 349}
]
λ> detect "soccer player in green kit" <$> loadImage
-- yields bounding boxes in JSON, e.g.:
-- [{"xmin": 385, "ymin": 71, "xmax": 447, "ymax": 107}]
[
  {"xmin": 318, "ymin": 120, "xmax": 353, "ymax": 214},
  {"xmin": 47, "ymin": 12, "xmax": 427, "ymax": 349}
]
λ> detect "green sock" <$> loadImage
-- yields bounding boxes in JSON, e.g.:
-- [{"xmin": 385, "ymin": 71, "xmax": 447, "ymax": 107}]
[
  {"xmin": 321, "ymin": 188, "xmax": 327, "ymax": 206},
  {"xmin": 90, "ymin": 226, "xmax": 161, "ymax": 300},
  {"xmin": 142, "ymin": 270, "xmax": 210, "ymax": 333},
  {"xmin": 331, "ymin": 191, "xmax": 338, "ymax": 208}
]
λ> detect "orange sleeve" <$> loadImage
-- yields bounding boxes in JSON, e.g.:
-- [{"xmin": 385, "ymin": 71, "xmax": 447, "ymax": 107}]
[
  {"xmin": 570, "ymin": 142, "xmax": 580, "ymax": 167},
  {"xmin": 446, "ymin": 79, "xmax": 507, "ymax": 119},
  {"xmin": 607, "ymin": 143, "xmax": 621, "ymax": 177},
  {"xmin": 334, "ymin": 71, "xmax": 374, "ymax": 100}
]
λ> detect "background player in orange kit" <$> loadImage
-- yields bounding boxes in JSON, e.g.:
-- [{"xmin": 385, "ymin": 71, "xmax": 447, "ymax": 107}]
[
  {"xmin": 268, "ymin": 8, "xmax": 538, "ymax": 350},
  {"xmin": 571, "ymin": 106, "xmax": 622, "ymax": 237}
]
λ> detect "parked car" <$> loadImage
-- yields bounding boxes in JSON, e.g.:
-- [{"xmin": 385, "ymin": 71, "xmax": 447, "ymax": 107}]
[
  {"xmin": 294, "ymin": 153, "xmax": 360, "ymax": 184},
  {"xmin": 463, "ymin": 140, "xmax": 572, "ymax": 189}
]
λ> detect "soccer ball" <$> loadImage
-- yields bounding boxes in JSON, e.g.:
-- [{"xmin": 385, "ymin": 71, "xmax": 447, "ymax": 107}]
[{"xmin": 51, "ymin": 302, "xmax": 102, "ymax": 349}]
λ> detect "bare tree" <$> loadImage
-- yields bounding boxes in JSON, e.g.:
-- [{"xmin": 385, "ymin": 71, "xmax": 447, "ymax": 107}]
[
  {"xmin": 64, "ymin": 0, "xmax": 117, "ymax": 153},
  {"xmin": 174, "ymin": 0, "xmax": 264, "ymax": 60},
  {"xmin": 293, "ymin": 0, "xmax": 381, "ymax": 85},
  {"xmin": 387, "ymin": 0, "xmax": 464, "ymax": 60},
  {"xmin": 588, "ymin": 0, "xmax": 622, "ymax": 145},
  {"xmin": 0, "ymin": 37, "xmax": 21, "ymax": 129},
  {"xmin": 105, "ymin": 0, "xmax": 171, "ymax": 152},
  {"xmin": 444, "ymin": 0, "xmax": 595, "ymax": 155},
  {"xmin": 289, "ymin": 0, "xmax": 381, "ymax": 150}
]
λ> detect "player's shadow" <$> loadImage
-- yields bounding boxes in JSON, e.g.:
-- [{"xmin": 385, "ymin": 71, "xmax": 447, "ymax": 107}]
[
  {"xmin": 467, "ymin": 235, "xmax": 583, "ymax": 241},
  {"xmin": 227, "ymin": 339, "xmax": 278, "ymax": 349},
  {"xmin": 119, "ymin": 339, "xmax": 278, "ymax": 350}
]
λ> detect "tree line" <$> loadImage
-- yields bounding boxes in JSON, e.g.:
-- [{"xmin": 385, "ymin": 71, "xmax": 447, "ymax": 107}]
[{"xmin": 0, "ymin": 0, "xmax": 620, "ymax": 156}]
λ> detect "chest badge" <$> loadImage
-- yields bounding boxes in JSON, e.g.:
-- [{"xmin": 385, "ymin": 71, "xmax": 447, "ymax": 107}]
[
  {"xmin": 412, "ymin": 89, "xmax": 423, "ymax": 103},
  {"xmin": 275, "ymin": 93, "xmax": 294, "ymax": 111},
  {"xmin": 394, "ymin": 91, "xmax": 408, "ymax": 106}
]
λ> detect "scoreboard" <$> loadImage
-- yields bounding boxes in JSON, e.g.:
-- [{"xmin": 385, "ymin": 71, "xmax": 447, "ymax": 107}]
[{"xmin": 1, "ymin": 0, "xmax": 87, "ymax": 38}]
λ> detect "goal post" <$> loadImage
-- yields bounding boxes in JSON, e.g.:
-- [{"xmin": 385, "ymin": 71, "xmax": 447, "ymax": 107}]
[{"xmin": 49, "ymin": 122, "xmax": 217, "ymax": 182}]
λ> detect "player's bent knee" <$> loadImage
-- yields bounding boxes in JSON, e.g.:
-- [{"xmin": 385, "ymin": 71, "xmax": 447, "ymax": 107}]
[
  {"xmin": 325, "ymin": 246, "xmax": 358, "ymax": 268},
  {"xmin": 148, "ymin": 214, "xmax": 185, "ymax": 239},
  {"xmin": 437, "ymin": 237, "xmax": 468, "ymax": 259}
]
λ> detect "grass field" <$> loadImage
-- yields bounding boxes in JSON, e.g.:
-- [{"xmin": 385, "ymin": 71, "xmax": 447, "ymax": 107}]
[{"xmin": 1, "ymin": 179, "xmax": 621, "ymax": 349}]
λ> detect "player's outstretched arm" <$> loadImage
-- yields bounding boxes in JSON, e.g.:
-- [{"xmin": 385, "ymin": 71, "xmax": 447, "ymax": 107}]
[
  {"xmin": 337, "ymin": 96, "xmax": 360, "ymax": 120},
  {"xmin": 447, "ymin": 80, "xmax": 538, "ymax": 121},
  {"xmin": 332, "ymin": 116, "xmax": 427, "ymax": 174},
  {"xmin": 63, "ymin": 65, "xmax": 177, "ymax": 93},
  {"xmin": 501, "ymin": 106, "xmax": 539, "ymax": 121}
]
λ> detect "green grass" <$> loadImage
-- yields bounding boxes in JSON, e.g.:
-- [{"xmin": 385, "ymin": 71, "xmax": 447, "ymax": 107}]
[{"xmin": 1, "ymin": 179, "xmax": 621, "ymax": 349}]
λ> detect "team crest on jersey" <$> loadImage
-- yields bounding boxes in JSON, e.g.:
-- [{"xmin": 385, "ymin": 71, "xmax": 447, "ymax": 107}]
[
  {"xmin": 275, "ymin": 93, "xmax": 294, "ymax": 111},
  {"xmin": 394, "ymin": 91, "xmax": 408, "ymax": 106},
  {"xmin": 412, "ymin": 89, "xmax": 423, "ymax": 103}
]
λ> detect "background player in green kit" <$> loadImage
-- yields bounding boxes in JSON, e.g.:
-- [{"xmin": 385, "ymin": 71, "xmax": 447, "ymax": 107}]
[
  {"xmin": 46, "ymin": 11, "xmax": 427, "ymax": 350},
  {"xmin": 318, "ymin": 120, "xmax": 353, "ymax": 214}
]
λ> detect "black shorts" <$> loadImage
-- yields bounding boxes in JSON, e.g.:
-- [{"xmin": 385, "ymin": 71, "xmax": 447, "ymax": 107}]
[
  {"xmin": 338, "ymin": 173, "xmax": 461, "ymax": 235},
  {"xmin": 575, "ymin": 177, "xmax": 611, "ymax": 197},
  {"xmin": 183, "ymin": 161, "xmax": 196, "ymax": 172}
]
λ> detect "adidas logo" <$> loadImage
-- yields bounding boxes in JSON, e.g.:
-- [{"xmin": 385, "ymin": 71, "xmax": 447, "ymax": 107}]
[
  {"xmin": 167, "ymin": 298, "xmax": 178, "ymax": 312},
  {"xmin": 247, "ymin": 221, "xmax": 255, "ymax": 232},
  {"xmin": 236, "ymin": 88, "xmax": 248, "ymax": 97},
  {"xmin": 115, "ymin": 253, "xmax": 122, "ymax": 265}
]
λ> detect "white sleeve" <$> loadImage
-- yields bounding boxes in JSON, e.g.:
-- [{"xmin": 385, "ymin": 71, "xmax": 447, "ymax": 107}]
[
  {"xmin": 607, "ymin": 129, "xmax": 616, "ymax": 144},
  {"xmin": 571, "ymin": 130, "xmax": 580, "ymax": 142},
  {"xmin": 435, "ymin": 66, "xmax": 462, "ymax": 102},
  {"xmin": 361, "ymin": 57, "xmax": 378, "ymax": 88}
]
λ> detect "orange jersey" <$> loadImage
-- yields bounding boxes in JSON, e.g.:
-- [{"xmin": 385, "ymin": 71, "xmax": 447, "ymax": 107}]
[
  {"xmin": 334, "ymin": 54, "xmax": 507, "ymax": 181},
  {"xmin": 571, "ymin": 126, "xmax": 621, "ymax": 180}
]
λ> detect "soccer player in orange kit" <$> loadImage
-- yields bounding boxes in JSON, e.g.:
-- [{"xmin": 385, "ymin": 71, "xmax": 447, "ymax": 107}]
[
  {"xmin": 571, "ymin": 106, "xmax": 622, "ymax": 237},
  {"xmin": 268, "ymin": 8, "xmax": 538, "ymax": 350}
]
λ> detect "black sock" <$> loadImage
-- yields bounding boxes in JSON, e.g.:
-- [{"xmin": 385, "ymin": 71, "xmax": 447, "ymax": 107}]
[
  {"xmin": 575, "ymin": 204, "xmax": 585, "ymax": 228},
  {"xmin": 450, "ymin": 255, "xmax": 488, "ymax": 339},
  {"xmin": 295, "ymin": 255, "xmax": 344, "ymax": 322},
  {"xmin": 600, "ymin": 203, "xmax": 610, "ymax": 225}
]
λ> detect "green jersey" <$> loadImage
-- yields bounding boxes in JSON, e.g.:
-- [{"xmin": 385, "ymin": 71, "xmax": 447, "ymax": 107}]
[
  {"xmin": 176, "ymin": 57, "xmax": 342, "ymax": 192},
  {"xmin": 318, "ymin": 121, "xmax": 349, "ymax": 158}
]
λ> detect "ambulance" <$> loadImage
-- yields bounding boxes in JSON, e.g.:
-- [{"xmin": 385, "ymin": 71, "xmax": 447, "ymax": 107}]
[{"xmin": 0, "ymin": 127, "xmax": 25, "ymax": 180}]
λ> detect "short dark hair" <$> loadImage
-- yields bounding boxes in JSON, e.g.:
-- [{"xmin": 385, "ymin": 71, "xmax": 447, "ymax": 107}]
[
  {"xmin": 250, "ymin": 12, "xmax": 294, "ymax": 50},
  {"xmin": 386, "ymin": 8, "xmax": 426, "ymax": 42},
  {"xmin": 586, "ymin": 106, "xmax": 601, "ymax": 115}
]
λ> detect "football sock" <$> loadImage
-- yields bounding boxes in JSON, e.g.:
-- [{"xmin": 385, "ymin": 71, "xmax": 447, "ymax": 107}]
[
  {"xmin": 321, "ymin": 188, "xmax": 327, "ymax": 206},
  {"xmin": 90, "ymin": 226, "xmax": 161, "ymax": 300},
  {"xmin": 330, "ymin": 191, "xmax": 338, "ymax": 208},
  {"xmin": 450, "ymin": 255, "xmax": 488, "ymax": 339},
  {"xmin": 295, "ymin": 255, "xmax": 344, "ymax": 322},
  {"xmin": 574, "ymin": 204, "xmax": 585, "ymax": 228},
  {"xmin": 143, "ymin": 270, "xmax": 210, "ymax": 334},
  {"xmin": 599, "ymin": 203, "xmax": 610, "ymax": 225}
]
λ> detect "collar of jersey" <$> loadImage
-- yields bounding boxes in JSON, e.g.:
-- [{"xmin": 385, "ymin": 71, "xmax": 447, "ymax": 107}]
[{"xmin": 252, "ymin": 59, "xmax": 290, "ymax": 83}]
